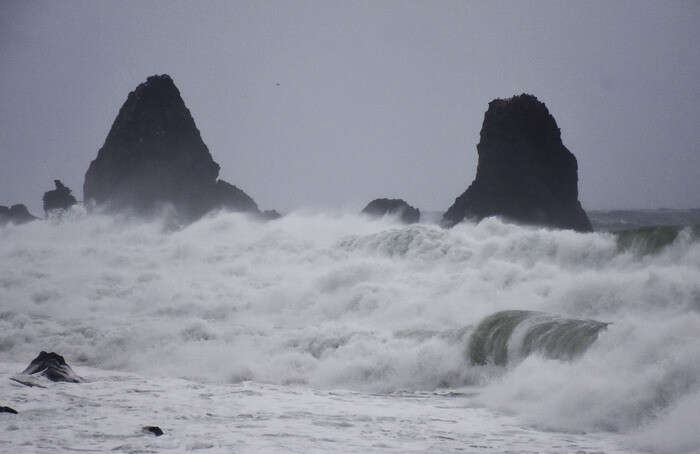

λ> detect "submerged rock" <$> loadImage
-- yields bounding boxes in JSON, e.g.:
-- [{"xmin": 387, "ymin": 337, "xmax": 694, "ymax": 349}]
[
  {"xmin": 362, "ymin": 198, "xmax": 420, "ymax": 224},
  {"xmin": 0, "ymin": 406, "xmax": 18, "ymax": 414},
  {"xmin": 0, "ymin": 204, "xmax": 37, "ymax": 226},
  {"xmin": 143, "ymin": 426, "xmax": 164, "ymax": 436},
  {"xmin": 443, "ymin": 94, "xmax": 592, "ymax": 232},
  {"xmin": 83, "ymin": 74, "xmax": 262, "ymax": 221},
  {"xmin": 42, "ymin": 180, "xmax": 77, "ymax": 214},
  {"xmin": 16, "ymin": 351, "xmax": 82, "ymax": 383},
  {"xmin": 260, "ymin": 209, "xmax": 282, "ymax": 221}
]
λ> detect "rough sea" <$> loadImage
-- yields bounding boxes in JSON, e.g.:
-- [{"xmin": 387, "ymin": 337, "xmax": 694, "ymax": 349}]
[{"xmin": 1, "ymin": 208, "xmax": 699, "ymax": 453}]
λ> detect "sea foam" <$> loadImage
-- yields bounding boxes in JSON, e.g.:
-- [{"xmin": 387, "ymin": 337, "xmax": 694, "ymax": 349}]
[{"xmin": 1, "ymin": 208, "xmax": 698, "ymax": 451}]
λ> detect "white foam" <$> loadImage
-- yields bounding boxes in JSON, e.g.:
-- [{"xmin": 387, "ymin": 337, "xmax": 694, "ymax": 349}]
[{"xmin": 1, "ymin": 209, "xmax": 698, "ymax": 451}]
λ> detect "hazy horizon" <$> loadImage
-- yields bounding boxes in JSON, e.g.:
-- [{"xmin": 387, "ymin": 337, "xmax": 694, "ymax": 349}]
[{"xmin": 2, "ymin": 1, "xmax": 699, "ymax": 215}]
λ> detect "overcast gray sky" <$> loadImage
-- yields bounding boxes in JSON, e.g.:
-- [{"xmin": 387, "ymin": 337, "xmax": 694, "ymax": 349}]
[{"xmin": 1, "ymin": 0, "xmax": 699, "ymax": 214}]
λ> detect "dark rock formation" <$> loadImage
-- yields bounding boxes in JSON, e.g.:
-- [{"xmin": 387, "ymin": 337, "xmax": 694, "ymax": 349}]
[
  {"xmin": 442, "ymin": 94, "xmax": 592, "ymax": 232},
  {"xmin": 143, "ymin": 426, "xmax": 164, "ymax": 436},
  {"xmin": 362, "ymin": 198, "xmax": 420, "ymax": 224},
  {"xmin": 18, "ymin": 351, "xmax": 82, "ymax": 383},
  {"xmin": 0, "ymin": 406, "xmax": 18, "ymax": 414},
  {"xmin": 212, "ymin": 179, "xmax": 258, "ymax": 213},
  {"xmin": 260, "ymin": 209, "xmax": 282, "ymax": 221},
  {"xmin": 84, "ymin": 74, "xmax": 261, "ymax": 221},
  {"xmin": 0, "ymin": 204, "xmax": 37, "ymax": 226},
  {"xmin": 43, "ymin": 180, "xmax": 77, "ymax": 214}
]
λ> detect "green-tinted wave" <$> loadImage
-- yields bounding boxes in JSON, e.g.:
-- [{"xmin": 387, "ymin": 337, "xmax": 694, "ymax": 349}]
[
  {"xmin": 614, "ymin": 225, "xmax": 700, "ymax": 255},
  {"xmin": 469, "ymin": 310, "xmax": 608, "ymax": 366}
]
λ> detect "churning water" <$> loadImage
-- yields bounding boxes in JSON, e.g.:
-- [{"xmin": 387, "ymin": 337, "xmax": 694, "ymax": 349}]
[{"xmin": 1, "ymin": 208, "xmax": 699, "ymax": 453}]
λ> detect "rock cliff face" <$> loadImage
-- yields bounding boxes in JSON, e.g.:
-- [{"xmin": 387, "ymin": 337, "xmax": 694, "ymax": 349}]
[
  {"xmin": 362, "ymin": 198, "xmax": 420, "ymax": 224},
  {"xmin": 43, "ymin": 180, "xmax": 77, "ymax": 214},
  {"xmin": 442, "ymin": 94, "xmax": 592, "ymax": 232},
  {"xmin": 84, "ymin": 75, "xmax": 259, "ymax": 221},
  {"xmin": 0, "ymin": 204, "xmax": 37, "ymax": 226}
]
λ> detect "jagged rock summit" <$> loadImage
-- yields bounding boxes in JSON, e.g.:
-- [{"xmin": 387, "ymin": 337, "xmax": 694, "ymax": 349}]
[
  {"xmin": 442, "ymin": 94, "xmax": 592, "ymax": 232},
  {"xmin": 84, "ymin": 74, "xmax": 259, "ymax": 221},
  {"xmin": 43, "ymin": 180, "xmax": 77, "ymax": 214},
  {"xmin": 362, "ymin": 198, "xmax": 420, "ymax": 224}
]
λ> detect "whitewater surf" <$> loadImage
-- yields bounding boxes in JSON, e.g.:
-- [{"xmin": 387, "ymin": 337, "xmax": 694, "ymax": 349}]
[{"xmin": 1, "ymin": 209, "xmax": 699, "ymax": 453}]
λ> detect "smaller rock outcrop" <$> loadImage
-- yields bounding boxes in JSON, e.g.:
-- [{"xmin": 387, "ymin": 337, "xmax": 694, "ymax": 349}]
[
  {"xmin": 362, "ymin": 198, "xmax": 420, "ymax": 224},
  {"xmin": 143, "ymin": 426, "xmax": 164, "ymax": 436},
  {"xmin": 212, "ymin": 179, "xmax": 258, "ymax": 213},
  {"xmin": 14, "ymin": 352, "xmax": 82, "ymax": 384},
  {"xmin": 0, "ymin": 204, "xmax": 37, "ymax": 226},
  {"xmin": 43, "ymin": 180, "xmax": 77, "ymax": 214},
  {"xmin": 260, "ymin": 209, "xmax": 282, "ymax": 221}
]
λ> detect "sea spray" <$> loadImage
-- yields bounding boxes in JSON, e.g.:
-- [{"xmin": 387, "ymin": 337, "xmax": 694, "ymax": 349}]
[{"xmin": 1, "ymin": 209, "xmax": 699, "ymax": 451}]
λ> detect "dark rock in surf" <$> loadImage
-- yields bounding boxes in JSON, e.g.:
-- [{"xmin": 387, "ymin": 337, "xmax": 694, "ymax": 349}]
[
  {"xmin": 260, "ymin": 209, "xmax": 282, "ymax": 221},
  {"xmin": 442, "ymin": 94, "xmax": 592, "ymax": 232},
  {"xmin": 143, "ymin": 426, "xmax": 164, "ymax": 436},
  {"xmin": 0, "ymin": 406, "xmax": 18, "ymax": 414},
  {"xmin": 362, "ymin": 198, "xmax": 420, "ymax": 224},
  {"xmin": 83, "ymin": 74, "xmax": 260, "ymax": 221},
  {"xmin": 18, "ymin": 351, "xmax": 82, "ymax": 383},
  {"xmin": 43, "ymin": 180, "xmax": 77, "ymax": 214},
  {"xmin": 0, "ymin": 204, "xmax": 37, "ymax": 226}
]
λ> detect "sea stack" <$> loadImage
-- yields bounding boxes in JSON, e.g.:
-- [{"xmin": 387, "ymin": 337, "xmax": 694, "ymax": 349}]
[
  {"xmin": 84, "ymin": 74, "xmax": 259, "ymax": 221},
  {"xmin": 442, "ymin": 94, "xmax": 592, "ymax": 232},
  {"xmin": 362, "ymin": 198, "xmax": 420, "ymax": 224},
  {"xmin": 43, "ymin": 180, "xmax": 77, "ymax": 214}
]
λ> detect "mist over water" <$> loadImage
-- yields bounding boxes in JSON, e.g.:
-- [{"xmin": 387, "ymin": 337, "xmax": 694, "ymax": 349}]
[{"xmin": 1, "ymin": 209, "xmax": 699, "ymax": 452}]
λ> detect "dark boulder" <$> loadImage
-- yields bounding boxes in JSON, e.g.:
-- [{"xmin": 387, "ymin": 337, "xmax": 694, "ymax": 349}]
[
  {"xmin": 84, "ymin": 74, "xmax": 260, "ymax": 221},
  {"xmin": 0, "ymin": 204, "xmax": 37, "ymax": 226},
  {"xmin": 0, "ymin": 406, "xmax": 18, "ymax": 414},
  {"xmin": 362, "ymin": 198, "xmax": 420, "ymax": 224},
  {"xmin": 43, "ymin": 180, "xmax": 77, "ymax": 214},
  {"xmin": 442, "ymin": 94, "xmax": 592, "ymax": 232},
  {"xmin": 17, "ymin": 351, "xmax": 82, "ymax": 383},
  {"xmin": 260, "ymin": 209, "xmax": 282, "ymax": 221},
  {"xmin": 143, "ymin": 426, "xmax": 164, "ymax": 436}
]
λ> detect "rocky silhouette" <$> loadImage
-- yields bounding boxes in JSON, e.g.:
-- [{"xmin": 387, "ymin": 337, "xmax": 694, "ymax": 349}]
[
  {"xmin": 0, "ymin": 406, "xmax": 18, "ymax": 414},
  {"xmin": 362, "ymin": 198, "xmax": 420, "ymax": 224},
  {"xmin": 442, "ymin": 94, "xmax": 592, "ymax": 232},
  {"xmin": 84, "ymin": 74, "xmax": 261, "ymax": 221},
  {"xmin": 0, "ymin": 204, "xmax": 37, "ymax": 226},
  {"xmin": 12, "ymin": 351, "xmax": 82, "ymax": 384},
  {"xmin": 43, "ymin": 180, "xmax": 77, "ymax": 214},
  {"xmin": 143, "ymin": 426, "xmax": 164, "ymax": 436}
]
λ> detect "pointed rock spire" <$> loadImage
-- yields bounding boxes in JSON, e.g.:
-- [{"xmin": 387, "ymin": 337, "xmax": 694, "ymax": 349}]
[{"xmin": 84, "ymin": 74, "xmax": 259, "ymax": 221}]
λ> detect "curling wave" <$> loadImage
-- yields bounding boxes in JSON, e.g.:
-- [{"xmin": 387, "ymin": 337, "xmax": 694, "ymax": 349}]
[{"xmin": 468, "ymin": 310, "xmax": 608, "ymax": 366}]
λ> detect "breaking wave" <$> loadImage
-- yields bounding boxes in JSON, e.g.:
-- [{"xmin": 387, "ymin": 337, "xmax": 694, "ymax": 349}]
[
  {"xmin": 468, "ymin": 310, "xmax": 608, "ymax": 365},
  {"xmin": 1, "ymin": 209, "xmax": 699, "ymax": 452},
  {"xmin": 614, "ymin": 224, "xmax": 700, "ymax": 255}
]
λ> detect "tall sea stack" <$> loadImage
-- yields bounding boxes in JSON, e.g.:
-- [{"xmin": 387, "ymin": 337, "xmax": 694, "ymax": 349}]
[
  {"xmin": 442, "ymin": 94, "xmax": 592, "ymax": 232},
  {"xmin": 84, "ymin": 74, "xmax": 258, "ymax": 221}
]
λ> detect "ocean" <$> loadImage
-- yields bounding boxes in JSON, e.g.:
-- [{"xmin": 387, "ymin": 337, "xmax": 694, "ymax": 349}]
[{"xmin": 1, "ymin": 208, "xmax": 699, "ymax": 453}]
